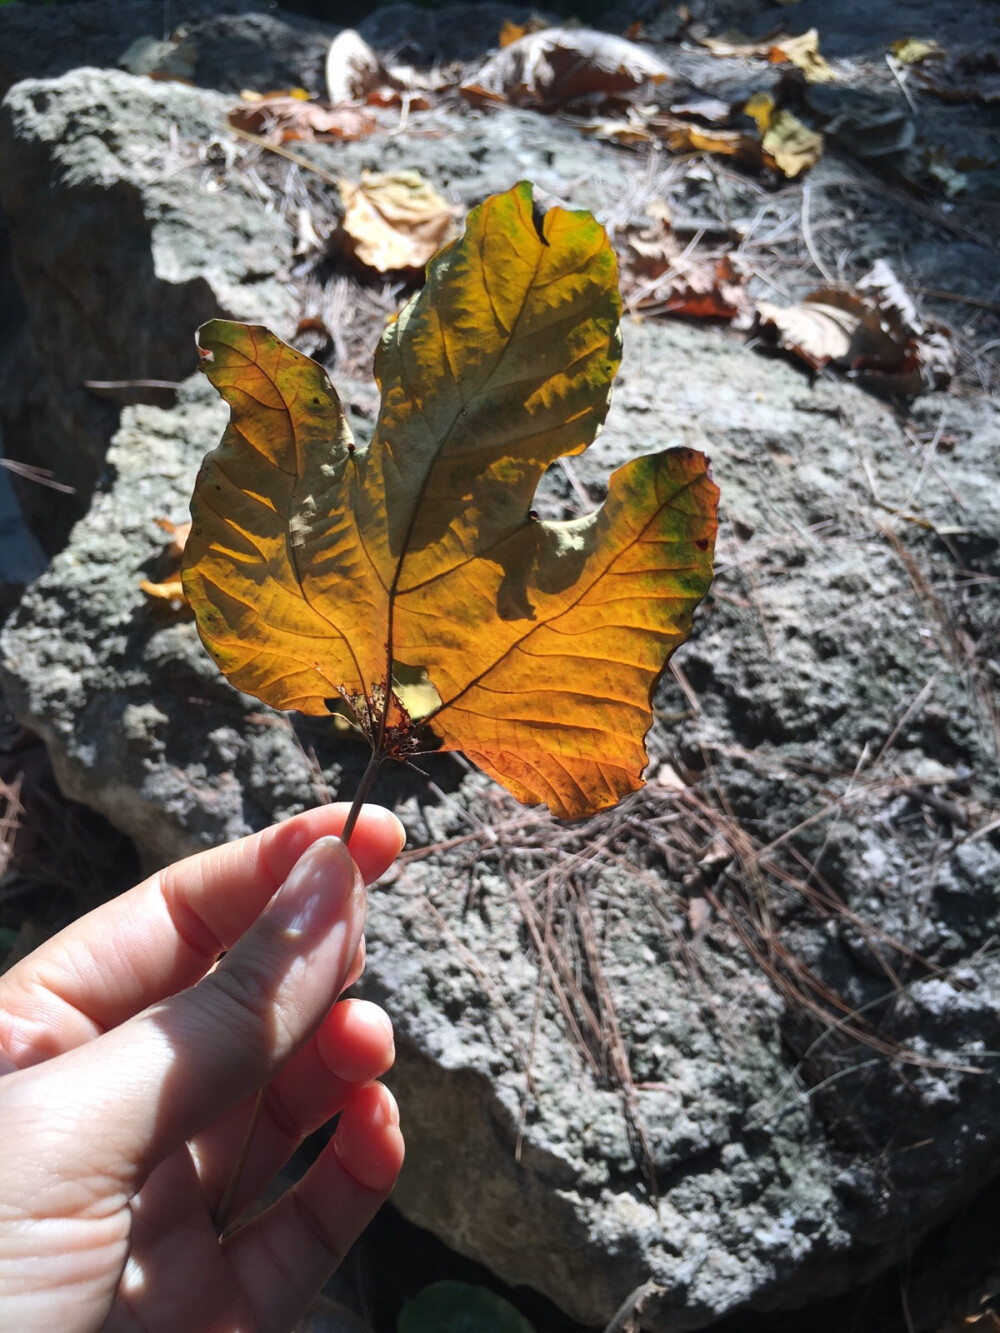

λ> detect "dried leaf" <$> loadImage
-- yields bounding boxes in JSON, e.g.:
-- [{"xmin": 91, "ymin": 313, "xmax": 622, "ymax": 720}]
[
  {"xmin": 325, "ymin": 28, "xmax": 387, "ymax": 104},
  {"xmin": 140, "ymin": 577, "xmax": 186, "ymax": 603},
  {"xmin": 182, "ymin": 183, "xmax": 719, "ymax": 819},
  {"xmin": 646, "ymin": 112, "xmax": 770, "ymax": 171},
  {"xmin": 890, "ymin": 37, "xmax": 945, "ymax": 66},
  {"xmin": 744, "ymin": 93, "xmax": 823, "ymax": 176},
  {"xmin": 339, "ymin": 170, "xmax": 459, "ymax": 274},
  {"xmin": 141, "ymin": 518, "xmax": 191, "ymax": 608},
  {"xmin": 756, "ymin": 293, "xmax": 861, "ymax": 368},
  {"xmin": 757, "ymin": 259, "xmax": 956, "ymax": 395},
  {"xmin": 762, "ymin": 108, "xmax": 823, "ymax": 176},
  {"xmin": 154, "ymin": 517, "xmax": 191, "ymax": 561},
  {"xmin": 687, "ymin": 894, "xmax": 712, "ymax": 947},
  {"xmin": 699, "ymin": 31, "xmax": 776, "ymax": 59},
  {"xmin": 461, "ymin": 27, "xmax": 671, "ymax": 109},
  {"xmin": 499, "ymin": 17, "xmax": 550, "ymax": 47},
  {"xmin": 668, "ymin": 94, "xmax": 732, "ymax": 124},
  {"xmin": 385, "ymin": 63, "xmax": 457, "ymax": 95},
  {"xmin": 654, "ymin": 762, "xmax": 686, "ymax": 791},
  {"xmin": 228, "ymin": 97, "xmax": 376, "ymax": 144},
  {"xmin": 767, "ymin": 29, "xmax": 836, "ymax": 82},
  {"xmin": 579, "ymin": 114, "xmax": 655, "ymax": 147},
  {"xmin": 619, "ymin": 203, "xmax": 748, "ymax": 320},
  {"xmin": 239, "ymin": 87, "xmax": 311, "ymax": 102},
  {"xmin": 743, "ymin": 90, "xmax": 774, "ymax": 134}
]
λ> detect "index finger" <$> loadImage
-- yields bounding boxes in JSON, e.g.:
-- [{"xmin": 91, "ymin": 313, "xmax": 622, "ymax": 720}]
[{"xmin": 0, "ymin": 803, "xmax": 404, "ymax": 1067}]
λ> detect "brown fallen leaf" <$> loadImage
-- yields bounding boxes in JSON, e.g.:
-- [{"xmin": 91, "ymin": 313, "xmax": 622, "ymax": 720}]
[
  {"xmin": 578, "ymin": 113, "xmax": 655, "ymax": 147},
  {"xmin": 619, "ymin": 202, "xmax": 748, "ymax": 320},
  {"xmin": 768, "ymin": 28, "xmax": 836, "ymax": 82},
  {"xmin": 644, "ymin": 112, "xmax": 771, "ymax": 171},
  {"xmin": 756, "ymin": 259, "xmax": 956, "ymax": 395},
  {"xmin": 461, "ymin": 26, "xmax": 671, "ymax": 109},
  {"xmin": 339, "ymin": 170, "xmax": 459, "ymax": 274},
  {"xmin": 324, "ymin": 28, "xmax": 388, "ymax": 104},
  {"xmin": 228, "ymin": 97, "xmax": 376, "ymax": 144},
  {"xmin": 756, "ymin": 292, "xmax": 860, "ymax": 367}
]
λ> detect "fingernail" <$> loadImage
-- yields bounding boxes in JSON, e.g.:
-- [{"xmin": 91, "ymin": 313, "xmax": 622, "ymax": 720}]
[{"xmin": 265, "ymin": 837, "xmax": 360, "ymax": 939}]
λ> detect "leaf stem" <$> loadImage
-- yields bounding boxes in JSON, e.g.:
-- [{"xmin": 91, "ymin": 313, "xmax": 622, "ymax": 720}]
[
  {"xmin": 213, "ymin": 1084, "xmax": 266, "ymax": 1234},
  {"xmin": 340, "ymin": 746, "xmax": 385, "ymax": 842},
  {"xmin": 214, "ymin": 743, "xmax": 385, "ymax": 1236}
]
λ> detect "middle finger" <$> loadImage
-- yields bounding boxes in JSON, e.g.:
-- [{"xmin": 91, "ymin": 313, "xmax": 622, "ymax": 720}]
[{"xmin": 189, "ymin": 996, "xmax": 395, "ymax": 1220}]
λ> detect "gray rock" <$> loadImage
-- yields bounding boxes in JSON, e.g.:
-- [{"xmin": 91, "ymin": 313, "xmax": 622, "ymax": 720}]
[
  {"xmin": 0, "ymin": 67, "xmax": 298, "ymax": 550},
  {"xmin": 3, "ymin": 312, "xmax": 998, "ymax": 1329},
  {"xmin": 356, "ymin": 4, "xmax": 553, "ymax": 64},
  {"xmin": 2, "ymin": 10, "xmax": 999, "ymax": 1325},
  {"xmin": 0, "ymin": 1, "xmax": 334, "ymax": 101}
]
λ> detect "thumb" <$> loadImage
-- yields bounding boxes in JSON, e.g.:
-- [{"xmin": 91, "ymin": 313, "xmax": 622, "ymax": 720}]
[{"xmin": 25, "ymin": 836, "xmax": 366, "ymax": 1187}]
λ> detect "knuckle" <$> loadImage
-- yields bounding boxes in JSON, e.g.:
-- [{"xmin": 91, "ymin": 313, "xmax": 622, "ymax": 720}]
[{"xmin": 201, "ymin": 959, "xmax": 274, "ymax": 1033}]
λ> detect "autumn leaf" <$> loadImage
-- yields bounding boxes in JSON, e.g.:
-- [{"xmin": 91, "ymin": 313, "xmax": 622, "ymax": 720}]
[
  {"xmin": 767, "ymin": 29, "xmax": 836, "ymax": 82},
  {"xmin": 228, "ymin": 96, "xmax": 375, "ymax": 144},
  {"xmin": 338, "ymin": 170, "xmax": 459, "ymax": 274},
  {"xmin": 744, "ymin": 92, "xmax": 823, "ymax": 177},
  {"xmin": 890, "ymin": 37, "xmax": 944, "ymax": 66},
  {"xmin": 756, "ymin": 259, "xmax": 955, "ymax": 395},
  {"xmin": 324, "ymin": 28, "xmax": 388, "ymax": 103},
  {"xmin": 619, "ymin": 202, "xmax": 748, "ymax": 320},
  {"xmin": 141, "ymin": 518, "xmax": 192, "ymax": 609},
  {"xmin": 461, "ymin": 27, "xmax": 671, "ymax": 109},
  {"xmin": 182, "ymin": 182, "xmax": 718, "ymax": 819},
  {"xmin": 499, "ymin": 17, "xmax": 551, "ymax": 48},
  {"xmin": 650, "ymin": 112, "xmax": 771, "ymax": 170},
  {"xmin": 699, "ymin": 31, "xmax": 776, "ymax": 59}
]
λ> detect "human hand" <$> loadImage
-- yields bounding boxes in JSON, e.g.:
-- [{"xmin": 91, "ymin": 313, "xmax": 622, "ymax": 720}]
[{"xmin": 0, "ymin": 803, "xmax": 406, "ymax": 1333}]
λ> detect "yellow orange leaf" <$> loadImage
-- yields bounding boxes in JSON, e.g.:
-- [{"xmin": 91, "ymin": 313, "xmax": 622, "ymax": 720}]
[
  {"xmin": 647, "ymin": 112, "xmax": 770, "ymax": 171},
  {"xmin": 140, "ymin": 577, "xmax": 187, "ymax": 603},
  {"xmin": 768, "ymin": 28, "xmax": 836, "ymax": 82},
  {"xmin": 890, "ymin": 37, "xmax": 944, "ymax": 66},
  {"xmin": 762, "ymin": 108, "xmax": 823, "ymax": 176},
  {"xmin": 743, "ymin": 90, "xmax": 775, "ymax": 134},
  {"xmin": 743, "ymin": 94, "xmax": 823, "ymax": 176},
  {"xmin": 182, "ymin": 183, "xmax": 718, "ymax": 819}
]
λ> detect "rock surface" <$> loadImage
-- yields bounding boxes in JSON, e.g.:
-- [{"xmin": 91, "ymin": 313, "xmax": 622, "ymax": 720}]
[
  {"xmin": 0, "ymin": 66, "xmax": 299, "ymax": 550},
  {"xmin": 1, "ymin": 7, "xmax": 999, "ymax": 1331},
  {"xmin": 3, "ymin": 311, "xmax": 998, "ymax": 1327}
]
